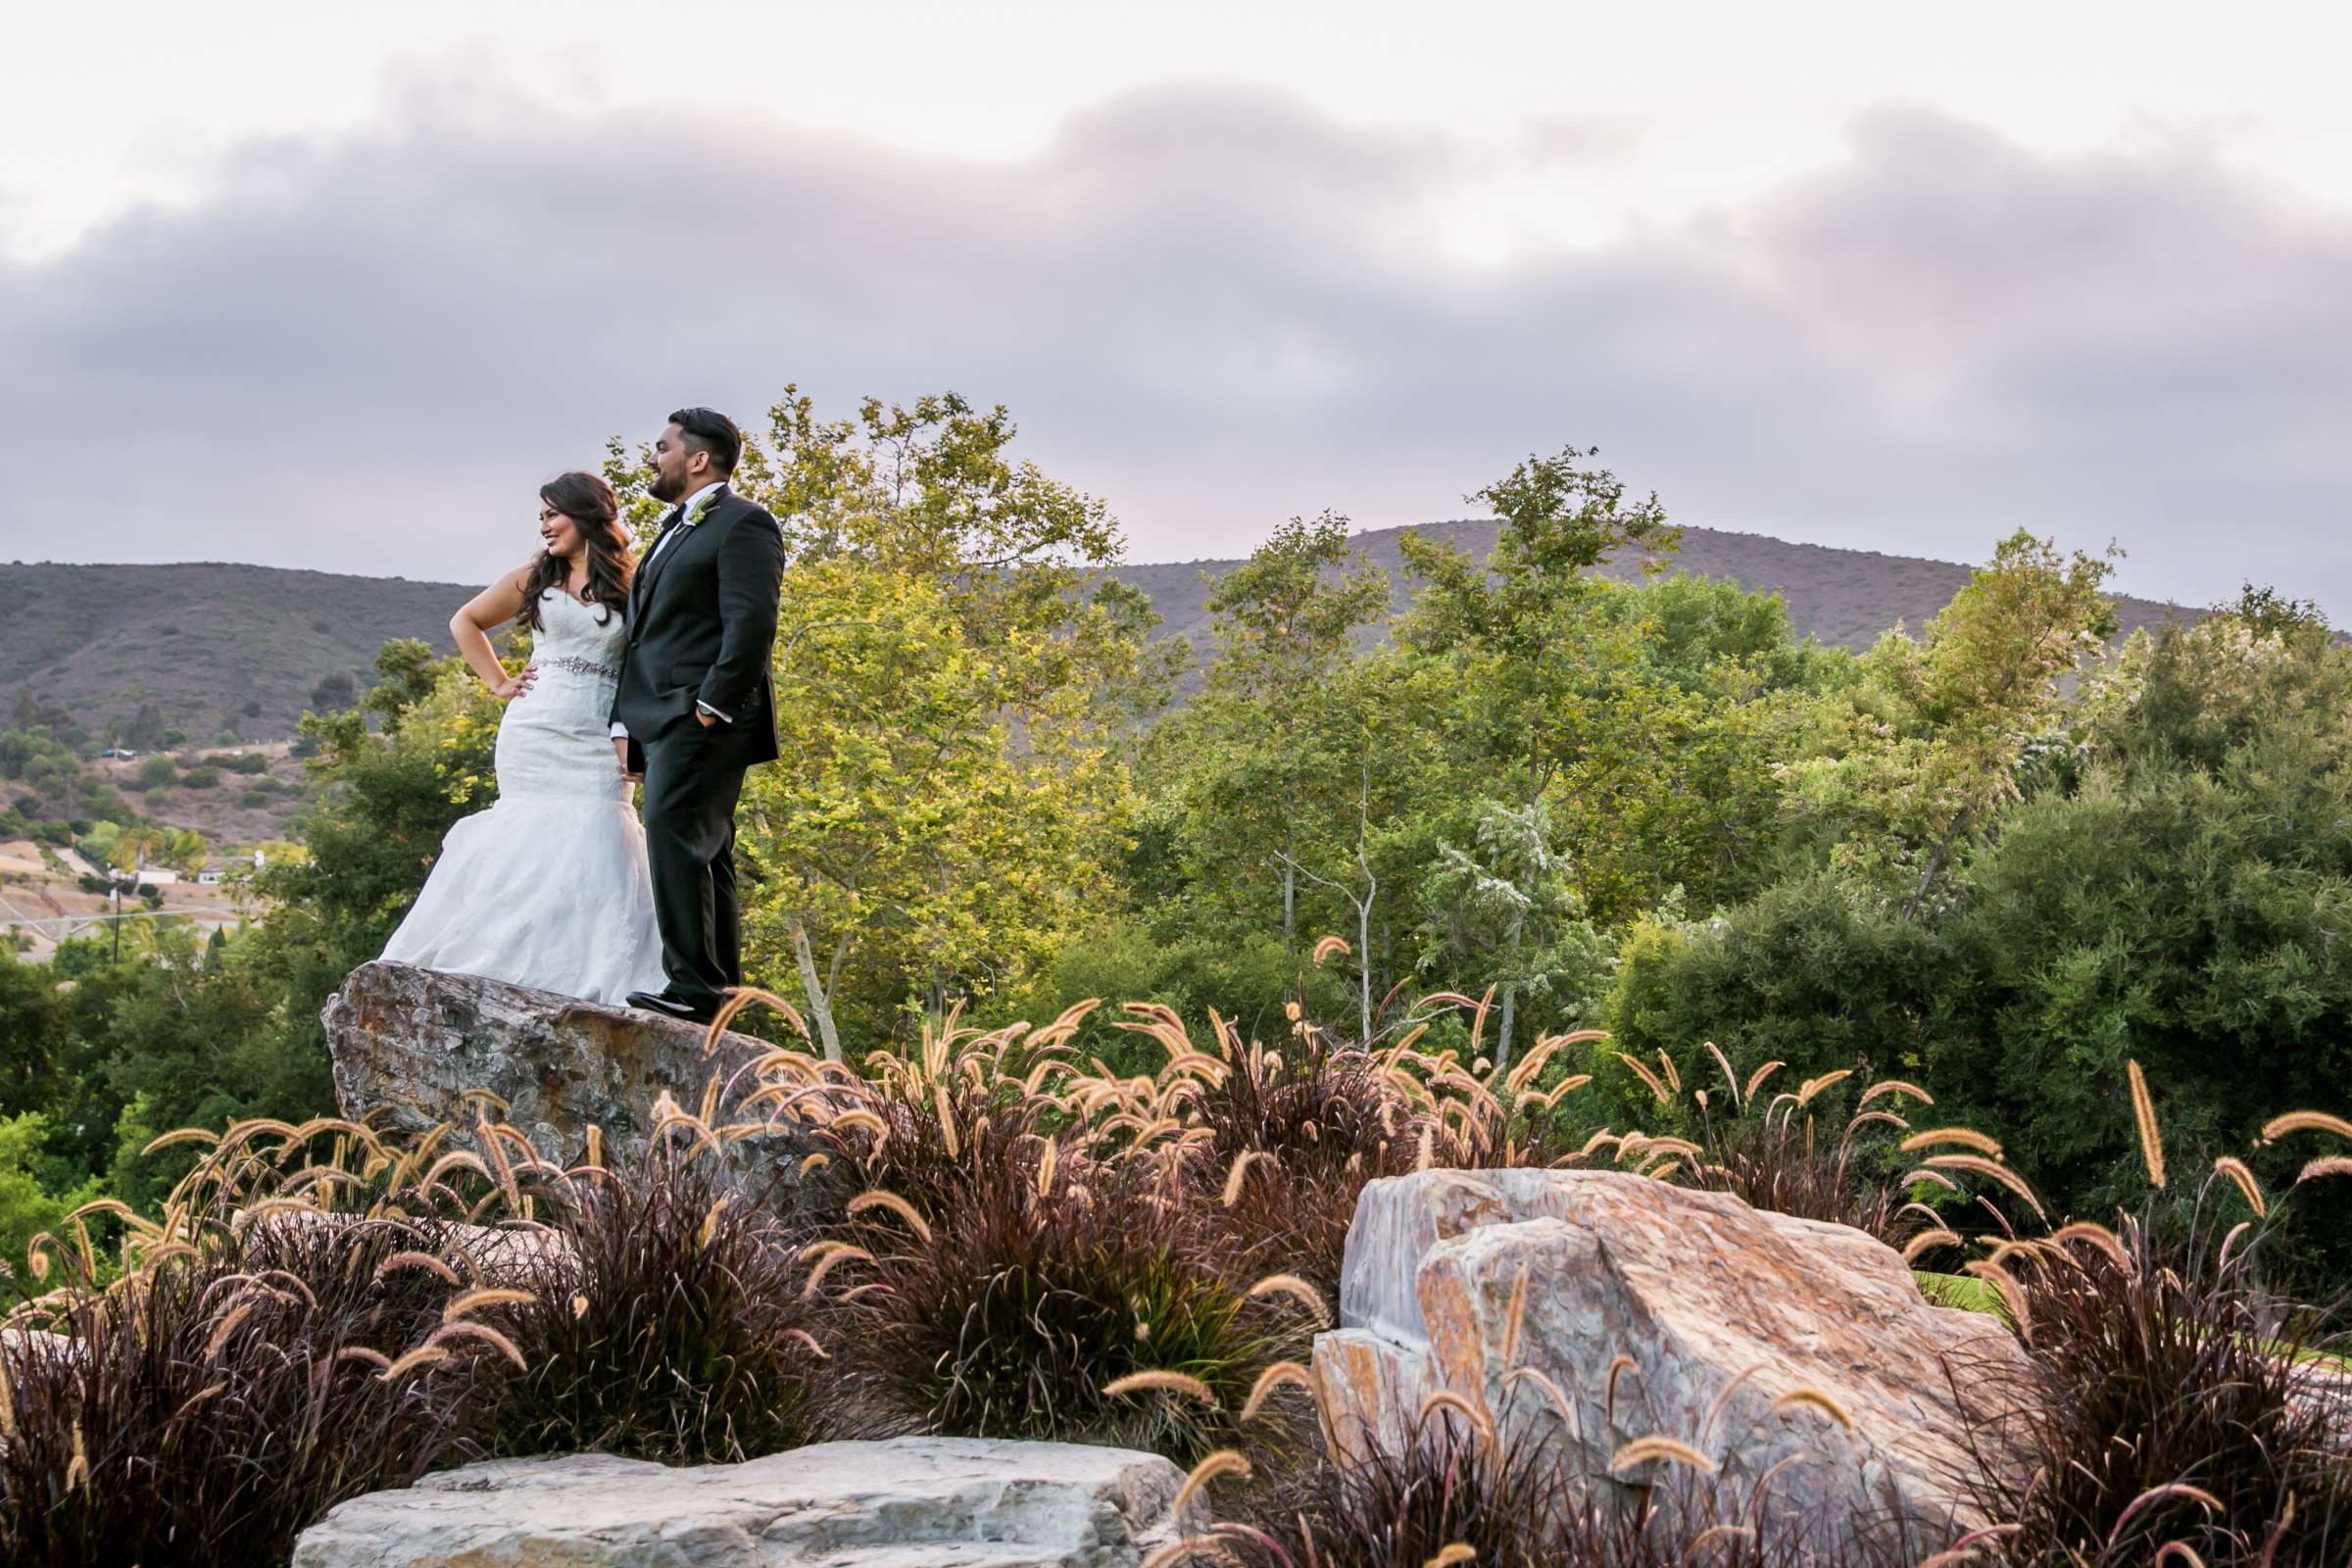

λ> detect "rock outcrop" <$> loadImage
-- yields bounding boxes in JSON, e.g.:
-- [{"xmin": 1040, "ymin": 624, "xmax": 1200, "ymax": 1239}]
[
  {"xmin": 323, "ymin": 960, "xmax": 817, "ymax": 1200},
  {"xmin": 291, "ymin": 1437, "xmax": 1195, "ymax": 1567},
  {"xmin": 1312, "ymin": 1168, "xmax": 2028, "ymax": 1557}
]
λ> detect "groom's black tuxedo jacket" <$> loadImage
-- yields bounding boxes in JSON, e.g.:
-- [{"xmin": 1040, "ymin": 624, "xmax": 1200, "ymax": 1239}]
[{"xmin": 610, "ymin": 486, "xmax": 787, "ymax": 772}]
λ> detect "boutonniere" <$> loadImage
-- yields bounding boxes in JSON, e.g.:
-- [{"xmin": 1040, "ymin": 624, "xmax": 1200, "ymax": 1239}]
[{"xmin": 685, "ymin": 490, "xmax": 724, "ymax": 526}]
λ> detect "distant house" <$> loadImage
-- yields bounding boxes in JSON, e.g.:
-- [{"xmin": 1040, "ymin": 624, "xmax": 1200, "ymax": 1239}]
[
  {"xmin": 134, "ymin": 868, "xmax": 178, "ymax": 887},
  {"xmin": 196, "ymin": 868, "xmax": 223, "ymax": 886}
]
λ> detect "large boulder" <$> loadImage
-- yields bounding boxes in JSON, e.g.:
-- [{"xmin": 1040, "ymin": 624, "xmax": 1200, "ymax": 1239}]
[
  {"xmin": 323, "ymin": 960, "xmax": 820, "ymax": 1200},
  {"xmin": 1312, "ymin": 1168, "xmax": 2027, "ymax": 1557},
  {"xmin": 291, "ymin": 1437, "xmax": 1195, "ymax": 1567}
]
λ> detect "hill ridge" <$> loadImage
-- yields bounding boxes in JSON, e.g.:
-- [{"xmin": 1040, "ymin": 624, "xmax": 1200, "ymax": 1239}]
[{"xmin": 1, "ymin": 525, "xmax": 2193, "ymax": 743}]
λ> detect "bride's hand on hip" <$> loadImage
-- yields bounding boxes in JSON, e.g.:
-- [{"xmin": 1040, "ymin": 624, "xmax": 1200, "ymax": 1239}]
[{"xmin": 490, "ymin": 667, "xmax": 537, "ymax": 701}]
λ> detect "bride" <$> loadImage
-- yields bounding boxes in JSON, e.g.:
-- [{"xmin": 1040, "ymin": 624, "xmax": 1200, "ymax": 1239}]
[{"xmin": 380, "ymin": 471, "xmax": 668, "ymax": 1004}]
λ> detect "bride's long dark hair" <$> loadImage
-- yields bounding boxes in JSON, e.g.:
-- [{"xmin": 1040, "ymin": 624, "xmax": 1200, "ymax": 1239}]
[{"xmin": 518, "ymin": 471, "xmax": 634, "ymax": 628}]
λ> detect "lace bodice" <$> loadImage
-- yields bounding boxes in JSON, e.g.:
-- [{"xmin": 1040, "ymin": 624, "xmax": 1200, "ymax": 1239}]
[
  {"xmin": 493, "ymin": 590, "xmax": 630, "ymax": 804},
  {"xmin": 527, "ymin": 588, "xmax": 627, "ymax": 675}
]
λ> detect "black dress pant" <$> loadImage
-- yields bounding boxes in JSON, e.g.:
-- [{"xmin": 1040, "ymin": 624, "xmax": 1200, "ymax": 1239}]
[{"xmin": 639, "ymin": 723, "xmax": 750, "ymax": 1007}]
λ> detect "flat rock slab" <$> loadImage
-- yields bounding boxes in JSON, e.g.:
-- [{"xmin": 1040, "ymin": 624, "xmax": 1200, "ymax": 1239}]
[{"xmin": 292, "ymin": 1438, "xmax": 1191, "ymax": 1568}]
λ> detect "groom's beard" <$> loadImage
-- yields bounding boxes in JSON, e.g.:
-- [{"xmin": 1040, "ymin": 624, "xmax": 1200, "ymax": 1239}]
[{"xmin": 649, "ymin": 472, "xmax": 685, "ymax": 503}]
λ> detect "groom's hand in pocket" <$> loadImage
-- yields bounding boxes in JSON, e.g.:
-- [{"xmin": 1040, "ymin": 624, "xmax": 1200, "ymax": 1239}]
[{"xmin": 613, "ymin": 736, "xmax": 642, "ymax": 784}]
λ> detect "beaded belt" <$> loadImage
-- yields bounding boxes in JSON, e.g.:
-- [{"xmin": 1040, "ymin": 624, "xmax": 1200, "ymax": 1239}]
[{"xmin": 534, "ymin": 656, "xmax": 618, "ymax": 680}]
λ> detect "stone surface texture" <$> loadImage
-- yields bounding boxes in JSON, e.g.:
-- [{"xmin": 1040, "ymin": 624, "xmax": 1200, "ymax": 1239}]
[
  {"xmin": 247, "ymin": 1205, "xmax": 574, "ymax": 1283},
  {"xmin": 1312, "ymin": 1168, "xmax": 2028, "ymax": 1556},
  {"xmin": 291, "ymin": 1437, "xmax": 1193, "ymax": 1568},
  {"xmin": 0, "ymin": 1328, "xmax": 79, "ymax": 1365},
  {"xmin": 323, "ymin": 960, "xmax": 815, "ymax": 1194}
]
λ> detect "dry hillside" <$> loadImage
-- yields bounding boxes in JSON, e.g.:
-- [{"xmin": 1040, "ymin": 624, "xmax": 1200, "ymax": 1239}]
[
  {"xmin": 0, "ymin": 563, "xmax": 473, "ymax": 744},
  {"xmin": 1115, "ymin": 519, "xmax": 2194, "ymax": 676},
  {"xmin": 2, "ymin": 529, "xmax": 2194, "ymax": 743}
]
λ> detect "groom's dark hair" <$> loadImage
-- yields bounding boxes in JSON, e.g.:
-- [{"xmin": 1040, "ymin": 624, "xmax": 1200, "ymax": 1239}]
[{"xmin": 668, "ymin": 407, "xmax": 743, "ymax": 477}]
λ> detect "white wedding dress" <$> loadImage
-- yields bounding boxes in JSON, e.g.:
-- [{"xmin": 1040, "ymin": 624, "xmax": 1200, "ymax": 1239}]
[{"xmin": 380, "ymin": 589, "xmax": 669, "ymax": 1004}]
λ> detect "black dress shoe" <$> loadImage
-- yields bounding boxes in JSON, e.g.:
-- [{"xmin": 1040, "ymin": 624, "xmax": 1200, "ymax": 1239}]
[{"xmin": 625, "ymin": 990, "xmax": 717, "ymax": 1024}]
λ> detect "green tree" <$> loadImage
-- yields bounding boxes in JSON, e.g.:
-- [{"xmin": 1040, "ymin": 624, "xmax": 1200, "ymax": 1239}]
[
  {"xmin": 1415, "ymin": 797, "xmax": 1610, "ymax": 1067},
  {"xmin": 109, "ymin": 822, "xmax": 168, "ymax": 873},
  {"xmin": 0, "ymin": 1112, "xmax": 102, "ymax": 1280},
  {"xmin": 122, "ymin": 704, "xmax": 168, "ymax": 752},
  {"xmin": 0, "ymin": 958, "xmax": 69, "ymax": 1124},
  {"xmin": 1609, "ymin": 601, "xmax": 2352, "ymax": 1292},
  {"xmin": 1397, "ymin": 443, "xmax": 1678, "ymax": 803},
  {"xmin": 310, "ymin": 671, "xmax": 358, "ymax": 712},
  {"xmin": 96, "ymin": 930, "xmax": 327, "ymax": 1211},
  {"xmin": 1394, "ymin": 446, "xmax": 1789, "ymax": 925},
  {"xmin": 158, "ymin": 827, "xmax": 209, "ymax": 873},
  {"xmin": 1156, "ymin": 512, "xmax": 1390, "ymax": 942},
  {"xmin": 616, "ymin": 388, "xmax": 1158, "ymax": 1054},
  {"xmin": 1932, "ymin": 609, "xmax": 2352, "ymax": 1281},
  {"xmin": 1601, "ymin": 875, "xmax": 1950, "ymax": 1126},
  {"xmin": 740, "ymin": 556, "xmax": 1139, "ymax": 1056},
  {"xmin": 1779, "ymin": 530, "xmax": 2116, "ymax": 911}
]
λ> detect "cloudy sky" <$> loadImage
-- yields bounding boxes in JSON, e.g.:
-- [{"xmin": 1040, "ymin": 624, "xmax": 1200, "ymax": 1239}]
[{"xmin": 4, "ymin": 0, "xmax": 2348, "ymax": 610}]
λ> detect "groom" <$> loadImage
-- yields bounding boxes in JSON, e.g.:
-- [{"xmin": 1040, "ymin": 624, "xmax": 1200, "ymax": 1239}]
[{"xmin": 610, "ymin": 407, "xmax": 787, "ymax": 1024}]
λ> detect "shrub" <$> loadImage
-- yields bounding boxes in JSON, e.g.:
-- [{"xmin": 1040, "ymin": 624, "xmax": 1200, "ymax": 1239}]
[
  {"xmin": 1190, "ymin": 1413, "xmax": 1866, "ymax": 1568},
  {"xmin": 1685, "ymin": 1075, "xmax": 1924, "ymax": 1249},
  {"xmin": 79, "ymin": 782, "xmax": 132, "ymax": 824},
  {"xmin": 0, "ymin": 1208, "xmax": 508, "ymax": 1567},
  {"xmin": 815, "ymin": 1130, "xmax": 1314, "ymax": 1463},
  {"xmin": 1189, "ymin": 1027, "xmax": 1403, "ymax": 1178},
  {"xmin": 1600, "ymin": 880, "xmax": 1949, "ymax": 1133},
  {"xmin": 1960, "ymin": 1203, "xmax": 2352, "ymax": 1566},
  {"xmin": 178, "ymin": 766, "xmax": 220, "ymax": 790},
  {"xmin": 491, "ymin": 1135, "xmax": 821, "ymax": 1464},
  {"xmin": 216, "ymin": 752, "xmax": 269, "ymax": 774},
  {"xmin": 1183, "ymin": 1026, "xmax": 1419, "ymax": 1294},
  {"xmin": 240, "ymin": 787, "xmax": 272, "ymax": 808},
  {"xmin": 129, "ymin": 757, "xmax": 175, "ymax": 792}
]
